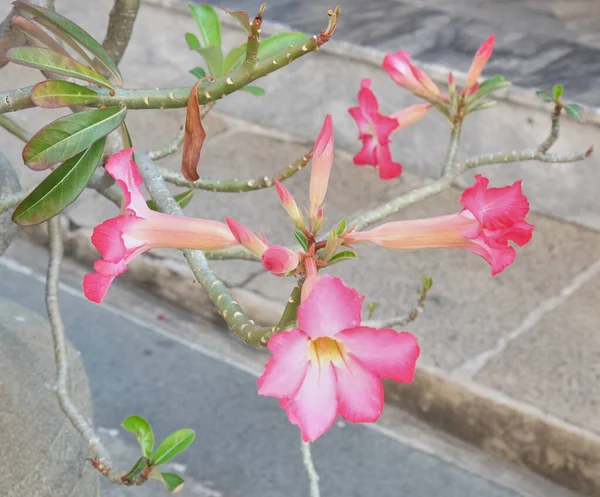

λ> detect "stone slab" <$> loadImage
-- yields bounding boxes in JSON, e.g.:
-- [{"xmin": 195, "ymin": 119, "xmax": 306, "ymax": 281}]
[{"xmin": 477, "ymin": 275, "xmax": 600, "ymax": 434}]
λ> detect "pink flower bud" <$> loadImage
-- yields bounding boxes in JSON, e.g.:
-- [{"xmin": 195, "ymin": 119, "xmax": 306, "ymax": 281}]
[
  {"xmin": 464, "ymin": 34, "xmax": 495, "ymax": 90},
  {"xmin": 275, "ymin": 180, "xmax": 304, "ymax": 229},
  {"xmin": 226, "ymin": 217, "xmax": 268, "ymax": 256},
  {"xmin": 309, "ymin": 115, "xmax": 334, "ymax": 222},
  {"xmin": 390, "ymin": 103, "xmax": 431, "ymax": 129},
  {"xmin": 261, "ymin": 245, "xmax": 299, "ymax": 276}
]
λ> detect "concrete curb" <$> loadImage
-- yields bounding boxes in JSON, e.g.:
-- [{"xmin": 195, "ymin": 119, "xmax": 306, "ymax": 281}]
[{"xmin": 20, "ymin": 224, "xmax": 600, "ymax": 496}]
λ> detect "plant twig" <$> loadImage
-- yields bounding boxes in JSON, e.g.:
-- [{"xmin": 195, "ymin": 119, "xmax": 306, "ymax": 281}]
[
  {"xmin": 441, "ymin": 123, "xmax": 462, "ymax": 177},
  {"xmin": 537, "ymin": 101, "xmax": 562, "ymax": 154},
  {"xmin": 160, "ymin": 149, "xmax": 312, "ymax": 192},
  {"xmin": 0, "ymin": 114, "xmax": 32, "ymax": 141},
  {"xmin": 244, "ymin": 4, "xmax": 265, "ymax": 67},
  {"xmin": 46, "ymin": 216, "xmax": 123, "ymax": 484},
  {"xmin": 101, "ymin": 0, "xmax": 140, "ymax": 67},
  {"xmin": 0, "ymin": 7, "xmax": 341, "ymax": 114},
  {"xmin": 301, "ymin": 440, "xmax": 321, "ymax": 497}
]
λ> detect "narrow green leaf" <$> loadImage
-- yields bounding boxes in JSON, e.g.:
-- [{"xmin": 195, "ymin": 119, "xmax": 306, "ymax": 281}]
[
  {"xmin": 421, "ymin": 274, "xmax": 433, "ymax": 291},
  {"xmin": 193, "ymin": 46, "xmax": 223, "ymax": 77},
  {"xmin": 258, "ymin": 32, "xmax": 307, "ymax": 60},
  {"xmin": 223, "ymin": 45, "xmax": 246, "ymax": 73},
  {"xmin": 124, "ymin": 457, "xmax": 149, "ymax": 481},
  {"xmin": 161, "ymin": 473, "xmax": 185, "ymax": 493},
  {"xmin": 535, "ymin": 90, "xmax": 554, "ymax": 103},
  {"xmin": 336, "ymin": 219, "xmax": 347, "ymax": 236},
  {"xmin": 23, "ymin": 106, "xmax": 126, "ymax": 170},
  {"xmin": 472, "ymin": 76, "xmax": 510, "ymax": 101},
  {"xmin": 189, "ymin": 4, "xmax": 221, "ymax": 47},
  {"xmin": 564, "ymin": 103, "xmax": 586, "ymax": 123},
  {"xmin": 152, "ymin": 429, "xmax": 195, "ymax": 466},
  {"xmin": 13, "ymin": 1, "xmax": 122, "ymax": 86},
  {"xmin": 293, "ymin": 231, "xmax": 309, "ymax": 251},
  {"xmin": 189, "ymin": 66, "xmax": 206, "ymax": 79},
  {"xmin": 10, "ymin": 15, "xmax": 70, "ymax": 57},
  {"xmin": 367, "ymin": 302, "xmax": 377, "ymax": 319},
  {"xmin": 220, "ymin": 7, "xmax": 251, "ymax": 34},
  {"xmin": 327, "ymin": 250, "xmax": 358, "ymax": 264},
  {"xmin": 147, "ymin": 189, "xmax": 194, "ymax": 211},
  {"xmin": 122, "ymin": 415, "xmax": 155, "ymax": 458},
  {"xmin": 6, "ymin": 47, "xmax": 113, "ymax": 90},
  {"xmin": 12, "ymin": 138, "xmax": 106, "ymax": 226},
  {"xmin": 185, "ymin": 32, "xmax": 201, "ymax": 51},
  {"xmin": 553, "ymin": 84, "xmax": 564, "ymax": 100},
  {"xmin": 477, "ymin": 75, "xmax": 506, "ymax": 91},
  {"xmin": 31, "ymin": 80, "xmax": 98, "ymax": 108},
  {"xmin": 241, "ymin": 85, "xmax": 265, "ymax": 96}
]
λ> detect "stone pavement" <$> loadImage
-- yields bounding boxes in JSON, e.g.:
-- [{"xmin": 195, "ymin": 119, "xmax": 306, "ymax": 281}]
[{"xmin": 1, "ymin": 0, "xmax": 600, "ymax": 494}]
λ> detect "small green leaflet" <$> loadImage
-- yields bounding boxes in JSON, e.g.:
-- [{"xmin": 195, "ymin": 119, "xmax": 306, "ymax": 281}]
[
  {"xmin": 336, "ymin": 219, "xmax": 347, "ymax": 236},
  {"xmin": 147, "ymin": 190, "xmax": 194, "ymax": 211},
  {"xmin": 535, "ymin": 90, "xmax": 554, "ymax": 103},
  {"xmin": 122, "ymin": 415, "xmax": 155, "ymax": 459},
  {"xmin": 152, "ymin": 429, "xmax": 196, "ymax": 466},
  {"xmin": 189, "ymin": 66, "xmax": 207, "ymax": 79},
  {"xmin": 220, "ymin": 7, "xmax": 251, "ymax": 34},
  {"xmin": 552, "ymin": 84, "xmax": 564, "ymax": 100},
  {"xmin": 241, "ymin": 85, "xmax": 265, "ymax": 96},
  {"xmin": 189, "ymin": 4, "xmax": 222, "ymax": 47},
  {"xmin": 564, "ymin": 103, "xmax": 586, "ymax": 123},
  {"xmin": 293, "ymin": 231, "xmax": 309, "ymax": 251},
  {"xmin": 160, "ymin": 472, "xmax": 185, "ymax": 493},
  {"xmin": 328, "ymin": 250, "xmax": 358, "ymax": 264},
  {"xmin": 193, "ymin": 46, "xmax": 223, "ymax": 77}
]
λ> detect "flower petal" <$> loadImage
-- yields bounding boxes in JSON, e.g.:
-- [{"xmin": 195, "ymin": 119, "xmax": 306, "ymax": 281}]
[
  {"xmin": 258, "ymin": 329, "xmax": 310, "ymax": 398},
  {"xmin": 104, "ymin": 148, "xmax": 149, "ymax": 216},
  {"xmin": 334, "ymin": 354, "xmax": 384, "ymax": 422},
  {"xmin": 357, "ymin": 78, "xmax": 379, "ymax": 119},
  {"xmin": 297, "ymin": 275, "xmax": 364, "ymax": 338},
  {"xmin": 464, "ymin": 235, "xmax": 517, "ymax": 276},
  {"xmin": 375, "ymin": 145, "xmax": 402, "ymax": 180},
  {"xmin": 281, "ymin": 362, "xmax": 338, "ymax": 442},
  {"xmin": 353, "ymin": 136, "xmax": 377, "ymax": 166},
  {"xmin": 371, "ymin": 113, "xmax": 399, "ymax": 141},
  {"xmin": 348, "ymin": 106, "xmax": 371, "ymax": 138},
  {"xmin": 91, "ymin": 215, "xmax": 142, "ymax": 263},
  {"xmin": 83, "ymin": 272, "xmax": 116, "ymax": 303},
  {"xmin": 336, "ymin": 327, "xmax": 420, "ymax": 383}
]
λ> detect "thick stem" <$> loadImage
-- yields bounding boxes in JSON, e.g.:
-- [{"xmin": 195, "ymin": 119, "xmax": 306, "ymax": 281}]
[
  {"xmin": 537, "ymin": 101, "xmax": 562, "ymax": 154},
  {"xmin": 0, "ymin": 7, "xmax": 340, "ymax": 114},
  {"xmin": 301, "ymin": 440, "xmax": 321, "ymax": 497},
  {"xmin": 441, "ymin": 123, "xmax": 462, "ymax": 177},
  {"xmin": 0, "ymin": 114, "xmax": 32, "ymax": 141},
  {"xmin": 244, "ymin": 4, "xmax": 265, "ymax": 67},
  {"xmin": 101, "ymin": 0, "xmax": 140, "ymax": 67}
]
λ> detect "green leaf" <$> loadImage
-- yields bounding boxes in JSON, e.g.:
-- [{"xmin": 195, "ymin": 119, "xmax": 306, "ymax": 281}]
[
  {"xmin": 160, "ymin": 472, "xmax": 185, "ymax": 493},
  {"xmin": 421, "ymin": 274, "xmax": 433, "ymax": 291},
  {"xmin": 12, "ymin": 138, "xmax": 106, "ymax": 226},
  {"xmin": 122, "ymin": 415, "xmax": 155, "ymax": 458},
  {"xmin": 220, "ymin": 7, "xmax": 251, "ymax": 34},
  {"xmin": 367, "ymin": 302, "xmax": 377, "ymax": 319},
  {"xmin": 189, "ymin": 66, "xmax": 207, "ymax": 79},
  {"xmin": 336, "ymin": 219, "xmax": 347, "ymax": 236},
  {"xmin": 327, "ymin": 250, "xmax": 358, "ymax": 264},
  {"xmin": 10, "ymin": 15, "xmax": 70, "ymax": 57},
  {"xmin": 472, "ymin": 75, "xmax": 510, "ymax": 101},
  {"xmin": 193, "ymin": 46, "xmax": 223, "ymax": 77},
  {"xmin": 536, "ymin": 90, "xmax": 554, "ymax": 103},
  {"xmin": 185, "ymin": 32, "xmax": 202, "ymax": 51},
  {"xmin": 223, "ymin": 45, "xmax": 246, "ymax": 73},
  {"xmin": 241, "ymin": 85, "xmax": 265, "ymax": 96},
  {"xmin": 124, "ymin": 457, "xmax": 149, "ymax": 481},
  {"xmin": 147, "ymin": 189, "xmax": 194, "ymax": 211},
  {"xmin": 189, "ymin": 4, "xmax": 221, "ymax": 47},
  {"xmin": 553, "ymin": 84, "xmax": 564, "ymax": 100},
  {"xmin": 31, "ymin": 80, "xmax": 98, "ymax": 108},
  {"xmin": 23, "ymin": 106, "xmax": 126, "ymax": 170},
  {"xmin": 258, "ymin": 32, "xmax": 307, "ymax": 60},
  {"xmin": 293, "ymin": 231, "xmax": 309, "ymax": 251},
  {"xmin": 6, "ymin": 47, "xmax": 113, "ymax": 90},
  {"xmin": 152, "ymin": 429, "xmax": 195, "ymax": 466},
  {"xmin": 13, "ymin": 2, "xmax": 122, "ymax": 86},
  {"xmin": 564, "ymin": 103, "xmax": 586, "ymax": 123}
]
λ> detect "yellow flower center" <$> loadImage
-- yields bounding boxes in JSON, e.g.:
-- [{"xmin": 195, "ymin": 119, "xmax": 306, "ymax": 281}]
[{"xmin": 308, "ymin": 337, "xmax": 346, "ymax": 367}]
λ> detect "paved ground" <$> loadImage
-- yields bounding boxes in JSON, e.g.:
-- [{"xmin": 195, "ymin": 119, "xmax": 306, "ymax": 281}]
[{"xmin": 0, "ymin": 245, "xmax": 578, "ymax": 497}]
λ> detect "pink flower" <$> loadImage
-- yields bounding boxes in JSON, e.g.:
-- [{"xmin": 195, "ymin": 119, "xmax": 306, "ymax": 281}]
[
  {"xmin": 383, "ymin": 51, "xmax": 444, "ymax": 102},
  {"xmin": 464, "ymin": 34, "xmax": 495, "ymax": 91},
  {"xmin": 345, "ymin": 175, "xmax": 533, "ymax": 275},
  {"xmin": 83, "ymin": 149, "xmax": 237, "ymax": 303},
  {"xmin": 261, "ymin": 245, "xmax": 299, "ymax": 276},
  {"xmin": 258, "ymin": 275, "xmax": 420, "ymax": 442},
  {"xmin": 348, "ymin": 79, "xmax": 403, "ymax": 180},
  {"xmin": 309, "ymin": 115, "xmax": 334, "ymax": 222},
  {"xmin": 226, "ymin": 216, "xmax": 268, "ymax": 256}
]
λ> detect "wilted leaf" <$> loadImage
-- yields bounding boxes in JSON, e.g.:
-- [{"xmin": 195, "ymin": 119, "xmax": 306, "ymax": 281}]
[
  {"xmin": 6, "ymin": 47, "xmax": 113, "ymax": 89},
  {"xmin": 10, "ymin": 15, "xmax": 69, "ymax": 56},
  {"xmin": 181, "ymin": 81, "xmax": 205, "ymax": 182},
  {"xmin": 193, "ymin": 46, "xmax": 223, "ymax": 77},
  {"xmin": 219, "ymin": 7, "xmax": 251, "ymax": 34},
  {"xmin": 189, "ymin": 66, "xmax": 206, "ymax": 79},
  {"xmin": 31, "ymin": 80, "xmax": 98, "ymax": 108},
  {"xmin": 152, "ymin": 429, "xmax": 195, "ymax": 466},
  {"xmin": 23, "ymin": 106, "xmax": 126, "ymax": 170},
  {"xmin": 189, "ymin": 4, "xmax": 221, "ymax": 47},
  {"xmin": 564, "ymin": 103, "xmax": 586, "ymax": 123},
  {"xmin": 241, "ymin": 85, "xmax": 265, "ymax": 96},
  {"xmin": 122, "ymin": 415, "xmax": 154, "ymax": 458},
  {"xmin": 13, "ymin": 137, "xmax": 106, "ymax": 226},
  {"xmin": 293, "ymin": 231, "xmax": 308, "ymax": 251},
  {"xmin": 147, "ymin": 189, "xmax": 194, "ymax": 211},
  {"xmin": 535, "ymin": 90, "xmax": 554, "ymax": 103},
  {"xmin": 160, "ymin": 472, "xmax": 185, "ymax": 493},
  {"xmin": 13, "ymin": 1, "xmax": 122, "ymax": 86}
]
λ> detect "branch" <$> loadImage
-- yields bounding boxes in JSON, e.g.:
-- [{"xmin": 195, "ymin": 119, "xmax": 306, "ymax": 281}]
[
  {"xmin": 441, "ymin": 122, "xmax": 462, "ymax": 177},
  {"xmin": 537, "ymin": 101, "xmax": 562, "ymax": 154},
  {"xmin": 244, "ymin": 4, "xmax": 265, "ymax": 67},
  {"xmin": 301, "ymin": 440, "xmax": 320, "ymax": 497},
  {"xmin": 203, "ymin": 246, "xmax": 260, "ymax": 262},
  {"xmin": 363, "ymin": 276, "xmax": 432, "ymax": 329},
  {"xmin": 0, "ymin": 7, "xmax": 341, "ymax": 114},
  {"xmin": 46, "ymin": 216, "xmax": 124, "ymax": 484},
  {"xmin": 101, "ymin": 0, "xmax": 140, "ymax": 67},
  {"xmin": 458, "ymin": 146, "xmax": 593, "ymax": 170},
  {"xmin": 160, "ymin": 149, "xmax": 312, "ymax": 192},
  {"xmin": 0, "ymin": 114, "xmax": 32, "ymax": 141}
]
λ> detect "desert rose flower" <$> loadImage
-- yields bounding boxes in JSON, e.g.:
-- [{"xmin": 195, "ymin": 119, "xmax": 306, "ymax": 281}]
[
  {"xmin": 258, "ymin": 275, "xmax": 420, "ymax": 442},
  {"xmin": 83, "ymin": 149, "xmax": 237, "ymax": 303},
  {"xmin": 261, "ymin": 245, "xmax": 300, "ymax": 276},
  {"xmin": 383, "ymin": 51, "xmax": 444, "ymax": 102},
  {"xmin": 464, "ymin": 34, "xmax": 495, "ymax": 92},
  {"xmin": 345, "ymin": 175, "xmax": 533, "ymax": 275}
]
